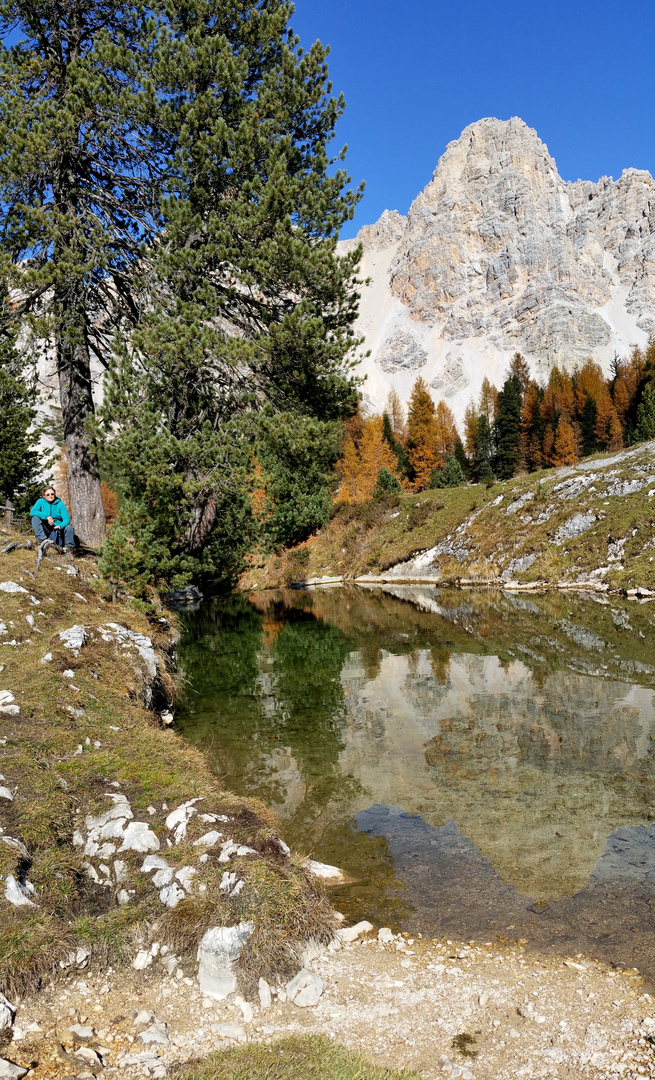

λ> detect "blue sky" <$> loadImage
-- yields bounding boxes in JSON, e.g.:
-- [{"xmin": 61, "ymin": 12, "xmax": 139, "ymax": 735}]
[{"xmin": 290, "ymin": 0, "xmax": 655, "ymax": 239}]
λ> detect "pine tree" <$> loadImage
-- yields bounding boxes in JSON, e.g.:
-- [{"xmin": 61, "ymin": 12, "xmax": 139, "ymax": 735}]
[
  {"xmin": 382, "ymin": 410, "xmax": 408, "ymax": 475},
  {"xmin": 0, "ymin": 328, "xmax": 41, "ymax": 513},
  {"xmin": 336, "ymin": 433, "xmax": 362, "ymax": 504},
  {"xmin": 453, "ymin": 436, "xmax": 469, "ymax": 477},
  {"xmin": 406, "ymin": 377, "xmax": 438, "ymax": 491},
  {"xmin": 479, "ymin": 376, "xmax": 497, "ymax": 421},
  {"xmin": 509, "ymin": 352, "xmax": 531, "ymax": 396},
  {"xmin": 372, "ymin": 467, "xmax": 401, "ymax": 498},
  {"xmin": 594, "ymin": 391, "xmax": 623, "ymax": 451},
  {"xmin": 463, "ymin": 401, "xmax": 479, "ymax": 458},
  {"xmin": 0, "ymin": 0, "xmax": 170, "ymax": 544},
  {"xmin": 520, "ymin": 382, "xmax": 544, "ymax": 472},
  {"xmin": 94, "ymin": 0, "xmax": 363, "ymax": 589},
  {"xmin": 429, "ymin": 456, "xmax": 465, "ymax": 488},
  {"xmin": 386, "ymin": 388, "xmax": 406, "ymax": 440},
  {"xmin": 579, "ymin": 396, "xmax": 598, "ymax": 456}
]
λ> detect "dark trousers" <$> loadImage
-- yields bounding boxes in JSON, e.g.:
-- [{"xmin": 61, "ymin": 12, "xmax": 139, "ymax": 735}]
[{"xmin": 31, "ymin": 516, "xmax": 75, "ymax": 547}]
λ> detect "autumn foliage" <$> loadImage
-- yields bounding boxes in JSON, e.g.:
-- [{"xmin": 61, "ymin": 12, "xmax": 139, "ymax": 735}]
[{"xmin": 335, "ymin": 336, "xmax": 655, "ymax": 501}]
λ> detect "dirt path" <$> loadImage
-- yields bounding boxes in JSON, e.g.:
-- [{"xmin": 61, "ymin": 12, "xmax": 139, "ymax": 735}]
[{"xmin": 5, "ymin": 932, "xmax": 655, "ymax": 1079}]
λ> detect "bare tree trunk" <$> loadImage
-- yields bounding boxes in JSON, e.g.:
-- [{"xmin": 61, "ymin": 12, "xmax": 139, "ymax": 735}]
[
  {"xmin": 57, "ymin": 327, "xmax": 106, "ymax": 549},
  {"xmin": 4, "ymin": 499, "xmax": 13, "ymax": 530}
]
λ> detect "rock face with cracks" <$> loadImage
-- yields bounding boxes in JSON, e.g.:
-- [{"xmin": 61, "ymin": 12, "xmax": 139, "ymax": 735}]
[{"xmin": 338, "ymin": 116, "xmax": 655, "ymax": 418}]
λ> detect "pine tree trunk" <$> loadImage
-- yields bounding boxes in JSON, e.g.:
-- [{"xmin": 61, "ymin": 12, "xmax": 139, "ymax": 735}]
[{"xmin": 57, "ymin": 323, "xmax": 106, "ymax": 549}]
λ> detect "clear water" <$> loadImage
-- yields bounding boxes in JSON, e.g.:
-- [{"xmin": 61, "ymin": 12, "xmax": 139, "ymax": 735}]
[{"xmin": 177, "ymin": 586, "xmax": 655, "ymax": 980}]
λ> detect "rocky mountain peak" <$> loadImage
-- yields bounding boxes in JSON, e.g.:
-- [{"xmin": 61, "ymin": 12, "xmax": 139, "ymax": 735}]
[{"xmin": 342, "ymin": 117, "xmax": 655, "ymax": 418}]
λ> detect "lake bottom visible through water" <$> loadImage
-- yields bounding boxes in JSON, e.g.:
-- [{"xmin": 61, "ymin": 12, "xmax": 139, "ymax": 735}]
[{"xmin": 177, "ymin": 586, "xmax": 655, "ymax": 985}]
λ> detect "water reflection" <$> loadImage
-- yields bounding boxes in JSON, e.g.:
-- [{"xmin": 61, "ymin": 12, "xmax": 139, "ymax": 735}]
[{"xmin": 178, "ymin": 586, "xmax": 655, "ymax": 977}]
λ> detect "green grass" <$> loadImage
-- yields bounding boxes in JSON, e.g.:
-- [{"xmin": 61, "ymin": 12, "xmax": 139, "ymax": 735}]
[
  {"xmin": 0, "ymin": 532, "xmax": 334, "ymax": 998},
  {"xmin": 177, "ymin": 1035, "xmax": 423, "ymax": 1080}
]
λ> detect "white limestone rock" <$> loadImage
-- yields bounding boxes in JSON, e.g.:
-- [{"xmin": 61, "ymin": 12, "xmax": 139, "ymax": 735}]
[
  {"xmin": 196, "ymin": 922, "xmax": 254, "ymax": 1000},
  {"xmin": 159, "ymin": 883, "xmax": 185, "ymax": 908},
  {"xmin": 0, "ymin": 583, "xmax": 27, "ymax": 594},
  {"xmin": 118, "ymin": 821, "xmax": 160, "ymax": 853},
  {"xmin": 59, "ymin": 625, "xmax": 87, "ymax": 651},
  {"xmin": 286, "ymin": 969, "xmax": 326, "ymax": 1008},
  {"xmin": 4, "ymin": 876, "xmax": 36, "ymax": 907},
  {"xmin": 304, "ymin": 858, "xmax": 345, "ymax": 881},
  {"xmin": 338, "ymin": 920, "xmax": 375, "ymax": 943},
  {"xmin": 138, "ymin": 1022, "xmax": 169, "ymax": 1046},
  {"xmin": 258, "ymin": 978, "xmax": 272, "ymax": 1009},
  {"xmin": 0, "ymin": 1059, "xmax": 28, "ymax": 1079},
  {"xmin": 0, "ymin": 994, "xmax": 15, "ymax": 1033}
]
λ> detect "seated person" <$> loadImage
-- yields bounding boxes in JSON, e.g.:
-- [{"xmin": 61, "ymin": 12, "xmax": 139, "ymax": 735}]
[{"xmin": 30, "ymin": 486, "xmax": 75, "ymax": 550}]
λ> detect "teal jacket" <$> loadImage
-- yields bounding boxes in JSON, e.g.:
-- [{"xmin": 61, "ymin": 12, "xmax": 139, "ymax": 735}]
[{"xmin": 30, "ymin": 497, "xmax": 70, "ymax": 528}]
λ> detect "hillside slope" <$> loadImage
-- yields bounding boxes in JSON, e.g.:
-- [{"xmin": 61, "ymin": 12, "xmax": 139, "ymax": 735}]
[{"xmin": 240, "ymin": 441, "xmax": 655, "ymax": 594}]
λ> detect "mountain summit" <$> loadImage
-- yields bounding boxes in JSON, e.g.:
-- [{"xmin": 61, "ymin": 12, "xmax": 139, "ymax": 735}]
[{"xmin": 341, "ymin": 117, "xmax": 655, "ymax": 416}]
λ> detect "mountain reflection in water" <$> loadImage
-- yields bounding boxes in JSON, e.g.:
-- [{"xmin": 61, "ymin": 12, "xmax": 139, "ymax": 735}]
[{"xmin": 178, "ymin": 586, "xmax": 655, "ymax": 981}]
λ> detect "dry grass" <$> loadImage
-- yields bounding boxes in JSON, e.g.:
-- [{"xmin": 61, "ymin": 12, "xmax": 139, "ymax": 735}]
[
  {"xmin": 0, "ymin": 531, "xmax": 334, "ymax": 998},
  {"xmin": 176, "ymin": 1034, "xmax": 422, "ymax": 1080},
  {"xmin": 239, "ymin": 445, "xmax": 655, "ymax": 593}
]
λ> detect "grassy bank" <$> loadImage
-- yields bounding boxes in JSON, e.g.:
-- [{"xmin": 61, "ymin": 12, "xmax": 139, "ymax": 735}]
[
  {"xmin": 239, "ymin": 441, "xmax": 655, "ymax": 592},
  {"xmin": 0, "ymin": 534, "xmax": 334, "ymax": 1003}
]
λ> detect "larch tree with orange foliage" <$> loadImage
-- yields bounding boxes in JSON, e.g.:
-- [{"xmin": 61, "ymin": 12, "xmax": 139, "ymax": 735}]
[
  {"xmin": 463, "ymin": 401, "xmax": 479, "ymax": 459},
  {"xmin": 434, "ymin": 400, "xmax": 458, "ymax": 464},
  {"xmin": 594, "ymin": 391, "xmax": 623, "ymax": 451},
  {"xmin": 550, "ymin": 419, "xmax": 579, "ymax": 466},
  {"xmin": 406, "ymin": 377, "xmax": 439, "ymax": 490},
  {"xmin": 337, "ymin": 416, "xmax": 402, "ymax": 503},
  {"xmin": 386, "ymin": 388, "xmax": 406, "ymax": 441}
]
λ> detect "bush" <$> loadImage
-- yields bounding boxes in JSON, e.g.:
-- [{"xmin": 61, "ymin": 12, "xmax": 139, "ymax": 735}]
[
  {"xmin": 372, "ymin": 467, "xmax": 402, "ymax": 498},
  {"xmin": 429, "ymin": 456, "xmax": 465, "ymax": 489}
]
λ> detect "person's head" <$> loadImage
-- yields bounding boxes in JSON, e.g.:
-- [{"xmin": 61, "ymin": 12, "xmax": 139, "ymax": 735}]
[{"xmin": 43, "ymin": 486, "xmax": 56, "ymax": 502}]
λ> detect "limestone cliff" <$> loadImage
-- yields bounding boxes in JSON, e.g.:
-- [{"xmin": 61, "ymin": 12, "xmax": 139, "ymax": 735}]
[{"xmin": 341, "ymin": 117, "xmax": 655, "ymax": 417}]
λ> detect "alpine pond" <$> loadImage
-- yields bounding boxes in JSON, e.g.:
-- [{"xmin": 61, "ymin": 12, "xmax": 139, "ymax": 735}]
[{"xmin": 177, "ymin": 586, "xmax": 655, "ymax": 984}]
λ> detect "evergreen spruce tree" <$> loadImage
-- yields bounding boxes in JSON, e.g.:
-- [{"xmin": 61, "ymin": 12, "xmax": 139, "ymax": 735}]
[
  {"xmin": 635, "ymin": 383, "xmax": 655, "ymax": 442},
  {"xmin": 429, "ymin": 456, "xmax": 465, "ymax": 489},
  {"xmin": 453, "ymin": 436, "xmax": 469, "ymax": 477},
  {"xmin": 382, "ymin": 410, "xmax": 408, "ymax": 475},
  {"xmin": 493, "ymin": 374, "xmax": 522, "ymax": 479},
  {"xmin": 0, "ymin": 0, "xmax": 169, "ymax": 545},
  {"xmin": 472, "ymin": 414, "xmax": 494, "ymax": 482},
  {"xmin": 372, "ymin": 467, "xmax": 401, "ymax": 498}
]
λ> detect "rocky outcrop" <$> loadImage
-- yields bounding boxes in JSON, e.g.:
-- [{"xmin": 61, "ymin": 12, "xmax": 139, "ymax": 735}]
[{"xmin": 342, "ymin": 117, "xmax": 655, "ymax": 417}]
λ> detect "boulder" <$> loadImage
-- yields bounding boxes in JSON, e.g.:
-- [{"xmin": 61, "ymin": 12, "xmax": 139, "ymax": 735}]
[{"xmin": 196, "ymin": 922, "xmax": 254, "ymax": 1000}]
